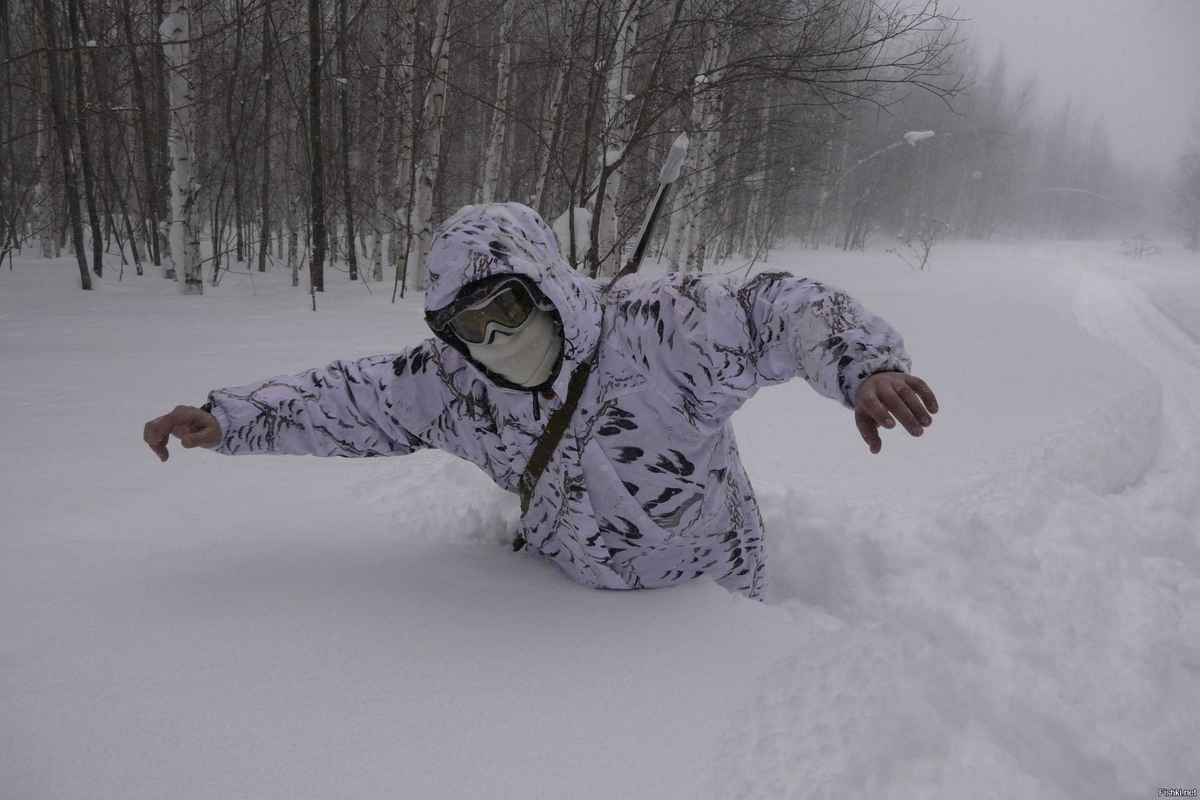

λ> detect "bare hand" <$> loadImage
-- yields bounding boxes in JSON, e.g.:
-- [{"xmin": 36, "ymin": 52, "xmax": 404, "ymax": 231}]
[
  {"xmin": 854, "ymin": 372, "xmax": 938, "ymax": 454},
  {"xmin": 144, "ymin": 405, "xmax": 221, "ymax": 462}
]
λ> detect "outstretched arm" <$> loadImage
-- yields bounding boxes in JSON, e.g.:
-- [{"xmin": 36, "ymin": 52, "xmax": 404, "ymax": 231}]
[
  {"xmin": 743, "ymin": 273, "xmax": 938, "ymax": 452},
  {"xmin": 144, "ymin": 347, "xmax": 439, "ymax": 461},
  {"xmin": 636, "ymin": 272, "xmax": 938, "ymax": 451}
]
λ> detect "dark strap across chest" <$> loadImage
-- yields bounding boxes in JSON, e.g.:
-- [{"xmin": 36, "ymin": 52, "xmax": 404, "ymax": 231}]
[{"xmin": 517, "ymin": 354, "xmax": 595, "ymax": 519}]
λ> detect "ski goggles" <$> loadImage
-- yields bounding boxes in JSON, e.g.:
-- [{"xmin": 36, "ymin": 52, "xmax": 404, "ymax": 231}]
[{"xmin": 429, "ymin": 277, "xmax": 540, "ymax": 345}]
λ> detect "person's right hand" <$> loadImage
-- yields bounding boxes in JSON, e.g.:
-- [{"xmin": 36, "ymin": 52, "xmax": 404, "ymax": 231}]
[{"xmin": 144, "ymin": 405, "xmax": 221, "ymax": 462}]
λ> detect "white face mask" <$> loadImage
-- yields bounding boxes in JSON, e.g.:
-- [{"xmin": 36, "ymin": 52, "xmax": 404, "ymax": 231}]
[{"xmin": 465, "ymin": 307, "xmax": 562, "ymax": 388}]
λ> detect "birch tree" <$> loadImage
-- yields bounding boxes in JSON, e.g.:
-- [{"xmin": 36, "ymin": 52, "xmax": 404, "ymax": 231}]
[
  {"xmin": 7, "ymin": 0, "xmax": 1120, "ymax": 290},
  {"xmin": 307, "ymin": 0, "xmax": 327, "ymax": 294},
  {"xmin": 286, "ymin": 124, "xmax": 301, "ymax": 287},
  {"xmin": 66, "ymin": 0, "xmax": 102, "ymax": 276},
  {"xmin": 337, "ymin": 0, "xmax": 357, "ymax": 281},
  {"xmin": 593, "ymin": 0, "xmax": 640, "ymax": 276},
  {"xmin": 367, "ymin": 24, "xmax": 389, "ymax": 281},
  {"xmin": 479, "ymin": 0, "xmax": 516, "ymax": 204},
  {"xmin": 222, "ymin": 0, "xmax": 248, "ymax": 267},
  {"xmin": 162, "ymin": 0, "xmax": 200, "ymax": 293},
  {"xmin": 0, "ymin": 0, "xmax": 13, "ymax": 264},
  {"xmin": 256, "ymin": 0, "xmax": 274, "ymax": 272},
  {"xmin": 682, "ymin": 31, "xmax": 726, "ymax": 271},
  {"xmin": 740, "ymin": 100, "xmax": 770, "ymax": 257},
  {"xmin": 34, "ymin": 4, "xmax": 56, "ymax": 258},
  {"xmin": 406, "ymin": 0, "xmax": 453, "ymax": 292},
  {"xmin": 582, "ymin": 0, "xmax": 687, "ymax": 278},
  {"xmin": 666, "ymin": 25, "xmax": 724, "ymax": 271},
  {"xmin": 533, "ymin": 2, "xmax": 576, "ymax": 217},
  {"xmin": 390, "ymin": 0, "xmax": 418, "ymax": 290},
  {"xmin": 37, "ymin": 0, "xmax": 89, "ymax": 289},
  {"xmin": 122, "ymin": 0, "xmax": 162, "ymax": 268}
]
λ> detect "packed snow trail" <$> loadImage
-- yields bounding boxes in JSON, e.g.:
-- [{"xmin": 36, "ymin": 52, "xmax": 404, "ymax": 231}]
[
  {"xmin": 1, "ymin": 242, "xmax": 1197, "ymax": 798},
  {"xmin": 709, "ymin": 247, "xmax": 1200, "ymax": 798}
]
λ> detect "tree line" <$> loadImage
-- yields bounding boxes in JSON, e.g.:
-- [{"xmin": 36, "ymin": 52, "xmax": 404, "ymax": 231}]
[{"xmin": 0, "ymin": 0, "xmax": 1189, "ymax": 295}]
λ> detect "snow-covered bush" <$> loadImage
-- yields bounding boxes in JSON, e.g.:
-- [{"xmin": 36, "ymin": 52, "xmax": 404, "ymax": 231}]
[
  {"xmin": 888, "ymin": 216, "xmax": 953, "ymax": 270},
  {"xmin": 1121, "ymin": 233, "xmax": 1161, "ymax": 259}
]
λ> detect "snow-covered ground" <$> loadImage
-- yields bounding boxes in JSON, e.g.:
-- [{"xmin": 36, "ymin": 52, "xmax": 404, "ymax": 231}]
[{"xmin": 2, "ymin": 240, "xmax": 1197, "ymax": 798}]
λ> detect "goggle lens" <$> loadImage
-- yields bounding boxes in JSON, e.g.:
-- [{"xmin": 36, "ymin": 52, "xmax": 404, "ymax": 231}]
[{"xmin": 448, "ymin": 282, "xmax": 535, "ymax": 344}]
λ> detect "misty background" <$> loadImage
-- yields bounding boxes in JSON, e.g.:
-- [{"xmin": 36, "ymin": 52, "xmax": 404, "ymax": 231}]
[
  {"xmin": 1, "ymin": 0, "xmax": 1198, "ymax": 294},
  {"xmin": 952, "ymin": 0, "xmax": 1200, "ymax": 175}
]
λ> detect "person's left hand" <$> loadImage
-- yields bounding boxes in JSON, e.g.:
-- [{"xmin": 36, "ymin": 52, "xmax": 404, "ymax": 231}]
[{"xmin": 854, "ymin": 371, "xmax": 938, "ymax": 454}]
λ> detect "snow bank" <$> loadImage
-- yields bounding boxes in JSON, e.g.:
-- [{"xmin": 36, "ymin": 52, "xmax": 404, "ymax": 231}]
[{"xmin": 709, "ymin": 245, "xmax": 1200, "ymax": 797}]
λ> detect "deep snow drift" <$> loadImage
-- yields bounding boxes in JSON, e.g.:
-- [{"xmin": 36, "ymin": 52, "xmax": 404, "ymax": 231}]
[{"xmin": 2, "ymin": 240, "xmax": 1197, "ymax": 798}]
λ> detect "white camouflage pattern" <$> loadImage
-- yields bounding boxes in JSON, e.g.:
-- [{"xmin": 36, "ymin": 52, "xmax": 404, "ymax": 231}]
[{"xmin": 205, "ymin": 203, "xmax": 911, "ymax": 598}]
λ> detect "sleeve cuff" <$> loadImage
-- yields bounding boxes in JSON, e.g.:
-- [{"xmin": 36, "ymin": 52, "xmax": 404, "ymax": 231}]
[
  {"xmin": 203, "ymin": 394, "xmax": 231, "ymax": 454},
  {"xmin": 844, "ymin": 360, "xmax": 911, "ymax": 408}
]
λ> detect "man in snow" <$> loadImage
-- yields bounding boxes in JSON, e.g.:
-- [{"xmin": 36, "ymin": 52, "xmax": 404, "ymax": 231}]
[{"xmin": 144, "ymin": 203, "xmax": 937, "ymax": 599}]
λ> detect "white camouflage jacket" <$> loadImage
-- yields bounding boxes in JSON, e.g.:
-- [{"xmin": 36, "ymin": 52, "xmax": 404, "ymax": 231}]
[{"xmin": 205, "ymin": 203, "xmax": 911, "ymax": 599}]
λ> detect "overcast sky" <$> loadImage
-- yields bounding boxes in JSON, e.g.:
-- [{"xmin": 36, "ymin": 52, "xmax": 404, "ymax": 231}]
[{"xmin": 947, "ymin": 0, "xmax": 1200, "ymax": 175}]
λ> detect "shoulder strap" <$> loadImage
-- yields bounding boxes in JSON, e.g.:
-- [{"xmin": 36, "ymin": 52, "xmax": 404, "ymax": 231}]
[{"xmin": 518, "ymin": 353, "xmax": 595, "ymax": 519}]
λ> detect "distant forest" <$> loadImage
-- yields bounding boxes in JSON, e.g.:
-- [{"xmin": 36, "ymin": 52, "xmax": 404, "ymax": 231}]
[{"xmin": 1, "ymin": 0, "xmax": 1195, "ymax": 293}]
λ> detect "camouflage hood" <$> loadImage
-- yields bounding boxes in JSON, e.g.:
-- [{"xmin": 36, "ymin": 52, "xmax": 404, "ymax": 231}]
[{"xmin": 424, "ymin": 203, "xmax": 602, "ymax": 398}]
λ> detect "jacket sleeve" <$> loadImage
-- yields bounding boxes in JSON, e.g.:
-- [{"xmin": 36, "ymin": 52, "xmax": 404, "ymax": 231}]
[
  {"xmin": 203, "ymin": 344, "xmax": 441, "ymax": 457},
  {"xmin": 644, "ymin": 271, "xmax": 911, "ymax": 422},
  {"xmin": 740, "ymin": 271, "xmax": 912, "ymax": 405}
]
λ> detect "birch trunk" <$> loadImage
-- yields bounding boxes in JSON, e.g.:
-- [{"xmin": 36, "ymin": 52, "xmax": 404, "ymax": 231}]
[
  {"xmin": 742, "ymin": 103, "xmax": 769, "ymax": 256},
  {"xmin": 283, "ymin": 0, "xmax": 302, "ymax": 289},
  {"xmin": 595, "ymin": 0, "xmax": 639, "ymax": 277},
  {"xmin": 406, "ymin": 0, "xmax": 452, "ymax": 292},
  {"xmin": 478, "ymin": 0, "xmax": 515, "ymax": 204},
  {"xmin": 287, "ymin": 128, "xmax": 300, "ymax": 287},
  {"xmin": 683, "ymin": 33, "xmax": 728, "ymax": 272},
  {"xmin": 666, "ymin": 31, "xmax": 720, "ymax": 271},
  {"xmin": 807, "ymin": 114, "xmax": 845, "ymax": 249},
  {"xmin": 0, "ymin": 0, "xmax": 10, "ymax": 261},
  {"xmin": 337, "ymin": 0, "xmax": 357, "ymax": 281},
  {"xmin": 161, "ymin": 0, "xmax": 200, "ymax": 292},
  {"xmin": 225, "ymin": 0, "xmax": 246, "ymax": 265},
  {"xmin": 100, "ymin": 109, "xmax": 142, "ymax": 274},
  {"xmin": 66, "ymin": 0, "xmax": 103, "ymax": 276},
  {"xmin": 307, "ymin": 0, "xmax": 326, "ymax": 294},
  {"xmin": 368, "ymin": 26, "xmax": 388, "ymax": 281},
  {"xmin": 390, "ymin": 0, "xmax": 416, "ymax": 286},
  {"xmin": 533, "ymin": 6, "xmax": 574, "ymax": 217},
  {"xmin": 256, "ymin": 0, "xmax": 273, "ymax": 272},
  {"xmin": 37, "ymin": 0, "xmax": 89, "ymax": 288},
  {"xmin": 117, "ymin": 74, "xmax": 145, "ymax": 274},
  {"xmin": 35, "ymin": 109, "xmax": 55, "ymax": 257},
  {"xmin": 123, "ymin": 0, "xmax": 158, "ymax": 264},
  {"xmin": 130, "ymin": 49, "xmax": 159, "ymax": 265},
  {"xmin": 34, "ymin": 8, "xmax": 56, "ymax": 258}
]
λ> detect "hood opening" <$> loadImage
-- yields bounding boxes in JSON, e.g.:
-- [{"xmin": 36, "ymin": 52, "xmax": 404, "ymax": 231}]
[{"xmin": 427, "ymin": 276, "xmax": 567, "ymax": 395}]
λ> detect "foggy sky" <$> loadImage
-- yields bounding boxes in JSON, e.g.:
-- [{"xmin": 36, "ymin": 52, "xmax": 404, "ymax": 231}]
[{"xmin": 947, "ymin": 0, "xmax": 1200, "ymax": 175}]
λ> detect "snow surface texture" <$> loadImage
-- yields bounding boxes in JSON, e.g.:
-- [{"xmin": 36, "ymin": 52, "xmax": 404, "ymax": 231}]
[{"xmin": 2, "ymin": 242, "xmax": 1197, "ymax": 798}]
